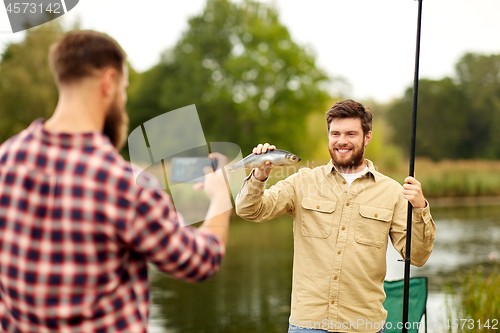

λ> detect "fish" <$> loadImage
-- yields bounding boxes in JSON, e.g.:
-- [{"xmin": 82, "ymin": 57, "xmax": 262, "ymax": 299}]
[{"xmin": 229, "ymin": 149, "xmax": 301, "ymax": 171}]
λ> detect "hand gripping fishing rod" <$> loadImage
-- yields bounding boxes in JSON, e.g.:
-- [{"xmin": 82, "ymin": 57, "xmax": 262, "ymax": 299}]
[{"xmin": 402, "ymin": 1, "xmax": 423, "ymax": 333}]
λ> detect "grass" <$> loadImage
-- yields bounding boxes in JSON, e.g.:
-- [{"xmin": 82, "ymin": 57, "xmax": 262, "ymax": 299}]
[
  {"xmin": 135, "ymin": 157, "xmax": 500, "ymax": 200},
  {"xmin": 397, "ymin": 159, "xmax": 500, "ymax": 198},
  {"xmin": 445, "ymin": 263, "xmax": 500, "ymax": 332},
  {"xmin": 264, "ymin": 158, "xmax": 500, "ymax": 198}
]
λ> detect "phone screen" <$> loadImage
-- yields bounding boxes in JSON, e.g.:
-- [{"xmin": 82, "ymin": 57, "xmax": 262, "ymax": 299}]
[{"xmin": 170, "ymin": 157, "xmax": 218, "ymax": 183}]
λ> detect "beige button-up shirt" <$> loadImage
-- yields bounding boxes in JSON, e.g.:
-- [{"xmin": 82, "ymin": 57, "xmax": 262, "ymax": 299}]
[{"xmin": 236, "ymin": 159, "xmax": 436, "ymax": 333}]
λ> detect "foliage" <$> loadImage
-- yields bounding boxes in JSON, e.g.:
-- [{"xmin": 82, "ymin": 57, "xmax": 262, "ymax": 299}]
[
  {"xmin": 456, "ymin": 53, "xmax": 500, "ymax": 158},
  {"xmin": 2, "ymin": 1, "xmax": 500, "ymax": 169},
  {"xmin": 0, "ymin": 21, "xmax": 142, "ymax": 157},
  {"xmin": 126, "ymin": 0, "xmax": 331, "ymax": 159},
  {"xmin": 0, "ymin": 21, "xmax": 63, "ymax": 143},
  {"xmin": 387, "ymin": 77, "xmax": 471, "ymax": 160},
  {"xmin": 362, "ymin": 100, "xmax": 403, "ymax": 172},
  {"xmin": 387, "ymin": 53, "xmax": 500, "ymax": 161}
]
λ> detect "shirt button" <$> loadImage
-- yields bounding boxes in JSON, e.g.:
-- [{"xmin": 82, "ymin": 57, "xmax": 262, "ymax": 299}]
[
  {"xmin": 334, "ymin": 276, "xmax": 338, "ymax": 280},
  {"xmin": 331, "ymin": 300, "xmax": 335, "ymax": 304},
  {"xmin": 342, "ymin": 227, "xmax": 345, "ymax": 231},
  {"xmin": 346, "ymin": 203, "xmax": 350, "ymax": 206},
  {"xmin": 416, "ymin": 213, "xmax": 420, "ymax": 218},
  {"xmin": 374, "ymin": 214, "xmax": 378, "ymax": 218},
  {"xmin": 343, "ymin": 181, "xmax": 346, "ymax": 184},
  {"xmin": 316, "ymin": 205, "xmax": 320, "ymax": 209},
  {"xmin": 338, "ymin": 251, "xmax": 341, "ymax": 255},
  {"xmin": 423, "ymin": 212, "xmax": 426, "ymax": 216}
]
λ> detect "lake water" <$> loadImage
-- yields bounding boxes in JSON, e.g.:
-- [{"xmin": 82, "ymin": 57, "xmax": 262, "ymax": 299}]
[{"xmin": 148, "ymin": 204, "xmax": 500, "ymax": 333}]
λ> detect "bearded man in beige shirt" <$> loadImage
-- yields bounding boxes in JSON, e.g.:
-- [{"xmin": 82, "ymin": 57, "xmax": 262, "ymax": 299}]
[{"xmin": 236, "ymin": 99, "xmax": 436, "ymax": 333}]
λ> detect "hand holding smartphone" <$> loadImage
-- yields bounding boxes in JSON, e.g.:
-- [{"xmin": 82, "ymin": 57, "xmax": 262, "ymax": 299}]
[{"xmin": 170, "ymin": 157, "xmax": 219, "ymax": 183}]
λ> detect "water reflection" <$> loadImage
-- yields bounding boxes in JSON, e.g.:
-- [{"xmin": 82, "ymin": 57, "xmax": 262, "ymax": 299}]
[
  {"xmin": 149, "ymin": 205, "xmax": 500, "ymax": 333},
  {"xmin": 150, "ymin": 218, "xmax": 294, "ymax": 333},
  {"xmin": 412, "ymin": 205, "xmax": 500, "ymax": 277},
  {"xmin": 387, "ymin": 205, "xmax": 500, "ymax": 333}
]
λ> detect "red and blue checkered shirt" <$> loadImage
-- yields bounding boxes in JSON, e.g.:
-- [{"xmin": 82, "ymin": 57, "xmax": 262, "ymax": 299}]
[{"xmin": 0, "ymin": 119, "xmax": 225, "ymax": 332}]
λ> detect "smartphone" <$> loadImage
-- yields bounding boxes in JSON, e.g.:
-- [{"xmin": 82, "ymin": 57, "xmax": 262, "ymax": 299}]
[{"xmin": 170, "ymin": 157, "xmax": 218, "ymax": 183}]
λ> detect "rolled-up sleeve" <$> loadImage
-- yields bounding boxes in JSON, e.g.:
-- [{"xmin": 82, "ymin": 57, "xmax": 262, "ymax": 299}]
[{"xmin": 120, "ymin": 188, "xmax": 225, "ymax": 282}]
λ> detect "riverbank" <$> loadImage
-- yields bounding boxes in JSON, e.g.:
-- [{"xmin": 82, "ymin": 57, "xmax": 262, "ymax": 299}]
[
  {"xmin": 383, "ymin": 158, "xmax": 500, "ymax": 198},
  {"xmin": 263, "ymin": 158, "xmax": 500, "ymax": 199},
  {"xmin": 149, "ymin": 206, "xmax": 500, "ymax": 333},
  {"xmin": 427, "ymin": 196, "xmax": 500, "ymax": 207}
]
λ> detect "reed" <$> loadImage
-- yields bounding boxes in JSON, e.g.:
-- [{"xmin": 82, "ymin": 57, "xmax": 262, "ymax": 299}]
[
  {"xmin": 265, "ymin": 158, "xmax": 500, "ymax": 198},
  {"xmin": 445, "ymin": 263, "xmax": 500, "ymax": 332},
  {"xmin": 399, "ymin": 159, "xmax": 500, "ymax": 198}
]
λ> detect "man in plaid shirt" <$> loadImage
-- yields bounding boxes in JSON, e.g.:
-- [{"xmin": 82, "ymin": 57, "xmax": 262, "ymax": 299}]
[{"xmin": 0, "ymin": 31, "xmax": 232, "ymax": 332}]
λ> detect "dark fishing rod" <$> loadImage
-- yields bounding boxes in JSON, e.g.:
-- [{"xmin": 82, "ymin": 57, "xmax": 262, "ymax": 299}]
[{"xmin": 402, "ymin": 0, "xmax": 423, "ymax": 332}]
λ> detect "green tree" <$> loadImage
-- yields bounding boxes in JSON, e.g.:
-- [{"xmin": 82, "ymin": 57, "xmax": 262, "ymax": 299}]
[
  {"xmin": 0, "ymin": 21, "xmax": 140, "ymax": 158},
  {"xmin": 455, "ymin": 53, "xmax": 500, "ymax": 158},
  {"xmin": 362, "ymin": 100, "xmax": 403, "ymax": 171},
  {"xmin": 127, "ymin": 0, "xmax": 331, "ymax": 159},
  {"xmin": 387, "ymin": 78, "xmax": 470, "ymax": 160},
  {"xmin": 387, "ymin": 52, "xmax": 500, "ymax": 161},
  {"xmin": 0, "ymin": 21, "xmax": 63, "ymax": 143}
]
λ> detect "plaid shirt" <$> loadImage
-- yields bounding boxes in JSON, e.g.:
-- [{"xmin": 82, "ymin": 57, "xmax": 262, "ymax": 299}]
[{"xmin": 0, "ymin": 119, "xmax": 225, "ymax": 332}]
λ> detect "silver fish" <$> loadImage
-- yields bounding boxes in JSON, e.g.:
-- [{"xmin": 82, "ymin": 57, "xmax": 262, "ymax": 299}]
[{"xmin": 229, "ymin": 149, "xmax": 301, "ymax": 170}]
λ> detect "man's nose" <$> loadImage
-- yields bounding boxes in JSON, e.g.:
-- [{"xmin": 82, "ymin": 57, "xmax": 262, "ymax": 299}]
[{"xmin": 337, "ymin": 134, "xmax": 348, "ymax": 145}]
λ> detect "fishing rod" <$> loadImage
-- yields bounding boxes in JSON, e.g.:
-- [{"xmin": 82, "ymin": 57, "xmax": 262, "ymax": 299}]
[{"xmin": 402, "ymin": 0, "xmax": 423, "ymax": 332}]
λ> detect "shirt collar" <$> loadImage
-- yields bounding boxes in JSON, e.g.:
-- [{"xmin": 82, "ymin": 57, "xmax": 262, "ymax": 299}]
[
  {"xmin": 325, "ymin": 159, "xmax": 379, "ymax": 182},
  {"xmin": 30, "ymin": 118, "xmax": 113, "ymax": 149}
]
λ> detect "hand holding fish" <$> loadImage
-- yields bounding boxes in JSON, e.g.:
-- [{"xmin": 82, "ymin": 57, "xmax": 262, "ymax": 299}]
[
  {"xmin": 228, "ymin": 143, "xmax": 300, "ymax": 181},
  {"xmin": 253, "ymin": 143, "xmax": 276, "ymax": 181}
]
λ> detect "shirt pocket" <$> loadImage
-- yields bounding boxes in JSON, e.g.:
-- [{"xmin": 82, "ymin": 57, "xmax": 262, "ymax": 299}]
[
  {"xmin": 354, "ymin": 205, "xmax": 393, "ymax": 248},
  {"xmin": 300, "ymin": 197, "xmax": 337, "ymax": 238}
]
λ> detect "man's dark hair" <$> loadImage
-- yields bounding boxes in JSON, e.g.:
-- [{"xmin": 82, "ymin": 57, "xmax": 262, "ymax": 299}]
[
  {"xmin": 325, "ymin": 99, "xmax": 372, "ymax": 136},
  {"xmin": 48, "ymin": 30, "xmax": 126, "ymax": 85}
]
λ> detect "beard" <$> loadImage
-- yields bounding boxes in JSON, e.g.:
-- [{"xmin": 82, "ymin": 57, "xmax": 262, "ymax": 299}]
[
  {"xmin": 103, "ymin": 93, "xmax": 129, "ymax": 151},
  {"xmin": 329, "ymin": 142, "xmax": 365, "ymax": 171}
]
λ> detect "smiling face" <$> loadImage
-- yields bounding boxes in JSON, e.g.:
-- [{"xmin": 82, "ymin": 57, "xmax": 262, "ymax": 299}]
[{"xmin": 328, "ymin": 117, "xmax": 372, "ymax": 173}]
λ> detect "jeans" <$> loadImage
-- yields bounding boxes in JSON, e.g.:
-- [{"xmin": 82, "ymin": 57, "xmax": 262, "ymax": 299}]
[{"xmin": 287, "ymin": 323, "xmax": 386, "ymax": 333}]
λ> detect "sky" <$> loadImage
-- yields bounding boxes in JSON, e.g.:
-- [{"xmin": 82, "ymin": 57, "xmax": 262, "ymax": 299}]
[{"xmin": 1, "ymin": 0, "xmax": 500, "ymax": 103}]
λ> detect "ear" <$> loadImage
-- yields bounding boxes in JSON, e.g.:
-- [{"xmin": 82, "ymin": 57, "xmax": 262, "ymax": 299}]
[
  {"xmin": 364, "ymin": 131, "xmax": 372, "ymax": 146},
  {"xmin": 100, "ymin": 68, "xmax": 118, "ymax": 98}
]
